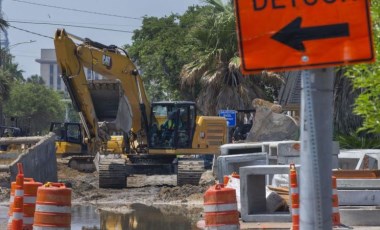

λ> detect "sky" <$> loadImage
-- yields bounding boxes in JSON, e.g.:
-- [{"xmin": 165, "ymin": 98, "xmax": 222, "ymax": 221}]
[{"xmin": 2, "ymin": 0, "xmax": 201, "ymax": 78}]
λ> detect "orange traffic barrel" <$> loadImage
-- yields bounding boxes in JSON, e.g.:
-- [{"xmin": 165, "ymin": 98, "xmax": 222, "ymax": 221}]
[
  {"xmin": 223, "ymin": 172, "xmax": 240, "ymax": 185},
  {"xmin": 203, "ymin": 184, "xmax": 239, "ymax": 230},
  {"xmin": 23, "ymin": 178, "xmax": 42, "ymax": 230},
  {"xmin": 33, "ymin": 183, "xmax": 72, "ymax": 229},
  {"xmin": 289, "ymin": 164, "xmax": 299, "ymax": 230},
  {"xmin": 7, "ymin": 182, "xmax": 16, "ymax": 230}
]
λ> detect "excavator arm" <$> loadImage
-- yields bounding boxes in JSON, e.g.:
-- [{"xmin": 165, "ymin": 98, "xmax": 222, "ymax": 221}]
[{"xmin": 54, "ymin": 29, "xmax": 151, "ymax": 151}]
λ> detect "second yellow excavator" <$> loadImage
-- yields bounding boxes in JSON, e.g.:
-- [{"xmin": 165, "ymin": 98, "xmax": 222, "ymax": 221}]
[{"xmin": 53, "ymin": 29, "xmax": 227, "ymax": 188}]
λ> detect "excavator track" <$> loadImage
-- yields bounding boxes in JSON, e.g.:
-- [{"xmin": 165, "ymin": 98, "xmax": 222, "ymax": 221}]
[
  {"xmin": 57, "ymin": 155, "xmax": 96, "ymax": 173},
  {"xmin": 98, "ymin": 157, "xmax": 127, "ymax": 188},
  {"xmin": 177, "ymin": 158, "xmax": 205, "ymax": 186}
]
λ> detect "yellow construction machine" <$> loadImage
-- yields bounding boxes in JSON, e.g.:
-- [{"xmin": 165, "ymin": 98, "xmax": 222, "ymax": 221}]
[{"xmin": 53, "ymin": 29, "xmax": 227, "ymax": 188}]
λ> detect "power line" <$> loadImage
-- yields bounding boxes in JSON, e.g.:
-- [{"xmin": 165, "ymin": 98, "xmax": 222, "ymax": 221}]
[
  {"xmin": 8, "ymin": 18, "xmax": 139, "ymax": 28},
  {"xmin": 9, "ymin": 25, "xmax": 53, "ymax": 39},
  {"xmin": 12, "ymin": 0, "xmax": 143, "ymax": 20},
  {"xmin": 9, "ymin": 21, "xmax": 134, "ymax": 33}
]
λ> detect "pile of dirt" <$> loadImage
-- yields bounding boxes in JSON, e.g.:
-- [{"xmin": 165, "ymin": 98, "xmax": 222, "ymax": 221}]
[
  {"xmin": 0, "ymin": 161, "xmax": 210, "ymax": 206},
  {"xmin": 156, "ymin": 184, "xmax": 208, "ymax": 203},
  {"xmin": 0, "ymin": 172, "xmax": 10, "ymax": 203}
]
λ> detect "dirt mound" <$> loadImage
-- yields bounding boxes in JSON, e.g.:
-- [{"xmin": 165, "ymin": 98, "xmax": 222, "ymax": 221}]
[{"xmin": 156, "ymin": 184, "xmax": 208, "ymax": 203}]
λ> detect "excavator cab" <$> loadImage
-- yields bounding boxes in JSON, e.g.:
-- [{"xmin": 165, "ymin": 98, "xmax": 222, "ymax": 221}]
[
  {"xmin": 50, "ymin": 122, "xmax": 86, "ymax": 156},
  {"xmin": 149, "ymin": 101, "xmax": 196, "ymax": 149}
]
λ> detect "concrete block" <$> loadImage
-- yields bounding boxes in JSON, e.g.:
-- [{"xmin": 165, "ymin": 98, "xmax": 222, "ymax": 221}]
[
  {"xmin": 340, "ymin": 206, "xmax": 380, "ymax": 226},
  {"xmin": 338, "ymin": 190, "xmax": 380, "ymax": 206},
  {"xmin": 262, "ymin": 141, "xmax": 297, "ymax": 157},
  {"xmin": 275, "ymin": 141, "xmax": 339, "ymax": 168},
  {"xmin": 217, "ymin": 152, "xmax": 267, "ymax": 183},
  {"xmin": 240, "ymin": 165, "xmax": 300, "ymax": 222},
  {"xmin": 338, "ymin": 149, "xmax": 380, "ymax": 170},
  {"xmin": 276, "ymin": 142, "xmax": 300, "ymax": 157},
  {"xmin": 356, "ymin": 154, "xmax": 378, "ymax": 170},
  {"xmin": 220, "ymin": 143, "xmax": 264, "ymax": 156},
  {"xmin": 337, "ymin": 179, "xmax": 380, "ymax": 190}
]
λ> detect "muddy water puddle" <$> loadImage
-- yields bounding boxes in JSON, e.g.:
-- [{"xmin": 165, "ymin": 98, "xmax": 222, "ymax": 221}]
[{"xmin": 0, "ymin": 204, "xmax": 202, "ymax": 230}]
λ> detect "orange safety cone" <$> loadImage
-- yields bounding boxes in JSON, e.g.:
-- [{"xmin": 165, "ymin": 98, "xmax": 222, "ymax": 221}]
[
  {"xmin": 7, "ymin": 182, "xmax": 16, "ymax": 230},
  {"xmin": 290, "ymin": 164, "xmax": 299, "ymax": 230},
  {"xmin": 12, "ymin": 163, "xmax": 24, "ymax": 230}
]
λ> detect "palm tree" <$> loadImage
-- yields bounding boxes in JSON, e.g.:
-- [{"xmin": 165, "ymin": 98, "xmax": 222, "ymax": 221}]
[{"xmin": 180, "ymin": 0, "xmax": 283, "ymax": 115}]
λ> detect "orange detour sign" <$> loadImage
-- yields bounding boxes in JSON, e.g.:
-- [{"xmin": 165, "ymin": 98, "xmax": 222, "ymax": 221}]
[{"xmin": 234, "ymin": 0, "xmax": 375, "ymax": 73}]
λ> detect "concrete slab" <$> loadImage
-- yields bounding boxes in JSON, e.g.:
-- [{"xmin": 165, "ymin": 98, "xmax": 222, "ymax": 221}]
[
  {"xmin": 340, "ymin": 206, "xmax": 380, "ymax": 226},
  {"xmin": 216, "ymin": 152, "xmax": 268, "ymax": 183},
  {"xmin": 337, "ymin": 179, "xmax": 380, "ymax": 190},
  {"xmin": 239, "ymin": 165, "xmax": 300, "ymax": 222},
  {"xmin": 338, "ymin": 190, "xmax": 380, "ymax": 206},
  {"xmin": 240, "ymin": 221, "xmax": 291, "ymax": 229}
]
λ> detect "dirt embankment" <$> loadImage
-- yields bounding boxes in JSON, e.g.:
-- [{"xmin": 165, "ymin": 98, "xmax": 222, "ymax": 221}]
[
  {"xmin": 60, "ymin": 162, "xmax": 208, "ymax": 206},
  {"xmin": 0, "ymin": 161, "xmax": 211, "ymax": 209}
]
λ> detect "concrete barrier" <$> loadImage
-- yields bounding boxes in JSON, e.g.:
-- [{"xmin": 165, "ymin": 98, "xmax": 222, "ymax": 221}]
[
  {"xmin": 216, "ymin": 152, "xmax": 267, "ymax": 183},
  {"xmin": 220, "ymin": 143, "xmax": 263, "ymax": 156},
  {"xmin": 338, "ymin": 149, "xmax": 380, "ymax": 170},
  {"xmin": 337, "ymin": 179, "xmax": 380, "ymax": 190},
  {"xmin": 8, "ymin": 133, "xmax": 57, "ymax": 185},
  {"xmin": 276, "ymin": 141, "xmax": 339, "ymax": 168},
  {"xmin": 340, "ymin": 206, "xmax": 380, "ymax": 226},
  {"xmin": 338, "ymin": 190, "xmax": 380, "ymax": 206},
  {"xmin": 239, "ymin": 165, "xmax": 300, "ymax": 222}
]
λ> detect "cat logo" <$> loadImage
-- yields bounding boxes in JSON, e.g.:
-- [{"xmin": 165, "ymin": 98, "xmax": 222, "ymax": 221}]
[{"xmin": 102, "ymin": 55, "xmax": 112, "ymax": 68}]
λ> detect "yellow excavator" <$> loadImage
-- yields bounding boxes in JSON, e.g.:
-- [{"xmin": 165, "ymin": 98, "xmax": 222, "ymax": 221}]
[{"xmin": 53, "ymin": 29, "xmax": 227, "ymax": 188}]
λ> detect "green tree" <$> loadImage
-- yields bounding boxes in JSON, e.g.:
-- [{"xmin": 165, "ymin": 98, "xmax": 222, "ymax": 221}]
[
  {"xmin": 127, "ymin": 13, "xmax": 194, "ymax": 101},
  {"xmin": 4, "ymin": 82, "xmax": 65, "ymax": 134},
  {"xmin": 180, "ymin": 0, "xmax": 282, "ymax": 115},
  {"xmin": 27, "ymin": 74, "xmax": 45, "ymax": 85},
  {"xmin": 343, "ymin": 0, "xmax": 380, "ymax": 133}
]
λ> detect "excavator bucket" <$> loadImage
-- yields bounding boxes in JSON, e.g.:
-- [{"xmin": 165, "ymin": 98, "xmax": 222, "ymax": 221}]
[{"xmin": 87, "ymin": 79, "xmax": 132, "ymax": 134}]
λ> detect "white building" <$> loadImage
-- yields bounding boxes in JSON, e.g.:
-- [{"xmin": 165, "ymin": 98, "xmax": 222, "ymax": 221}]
[{"xmin": 35, "ymin": 49, "xmax": 102, "ymax": 91}]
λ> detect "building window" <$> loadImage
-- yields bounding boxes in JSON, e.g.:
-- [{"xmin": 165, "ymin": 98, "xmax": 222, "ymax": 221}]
[
  {"xmin": 56, "ymin": 66, "xmax": 61, "ymax": 90},
  {"xmin": 49, "ymin": 64, "xmax": 54, "ymax": 88},
  {"xmin": 95, "ymin": 73, "xmax": 99, "ymax": 80}
]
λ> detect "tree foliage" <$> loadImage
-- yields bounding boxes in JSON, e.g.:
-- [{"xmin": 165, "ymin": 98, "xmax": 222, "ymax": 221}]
[
  {"xmin": 4, "ymin": 82, "xmax": 65, "ymax": 134},
  {"xmin": 127, "ymin": 1, "xmax": 283, "ymax": 115},
  {"xmin": 179, "ymin": 0, "xmax": 282, "ymax": 115},
  {"xmin": 344, "ymin": 0, "xmax": 380, "ymax": 133},
  {"xmin": 27, "ymin": 75, "xmax": 45, "ymax": 85},
  {"xmin": 127, "ymin": 14, "xmax": 194, "ymax": 101}
]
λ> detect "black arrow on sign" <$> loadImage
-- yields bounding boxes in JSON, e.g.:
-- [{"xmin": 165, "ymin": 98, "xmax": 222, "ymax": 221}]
[{"xmin": 271, "ymin": 17, "xmax": 350, "ymax": 52}]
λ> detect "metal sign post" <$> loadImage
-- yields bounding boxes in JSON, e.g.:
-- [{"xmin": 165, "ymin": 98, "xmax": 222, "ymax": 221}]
[{"xmin": 300, "ymin": 68, "xmax": 334, "ymax": 229}]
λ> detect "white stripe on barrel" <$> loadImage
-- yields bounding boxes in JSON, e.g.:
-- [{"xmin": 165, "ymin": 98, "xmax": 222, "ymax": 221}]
[
  {"xmin": 35, "ymin": 204, "xmax": 71, "ymax": 214},
  {"xmin": 204, "ymin": 203, "xmax": 238, "ymax": 212}
]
